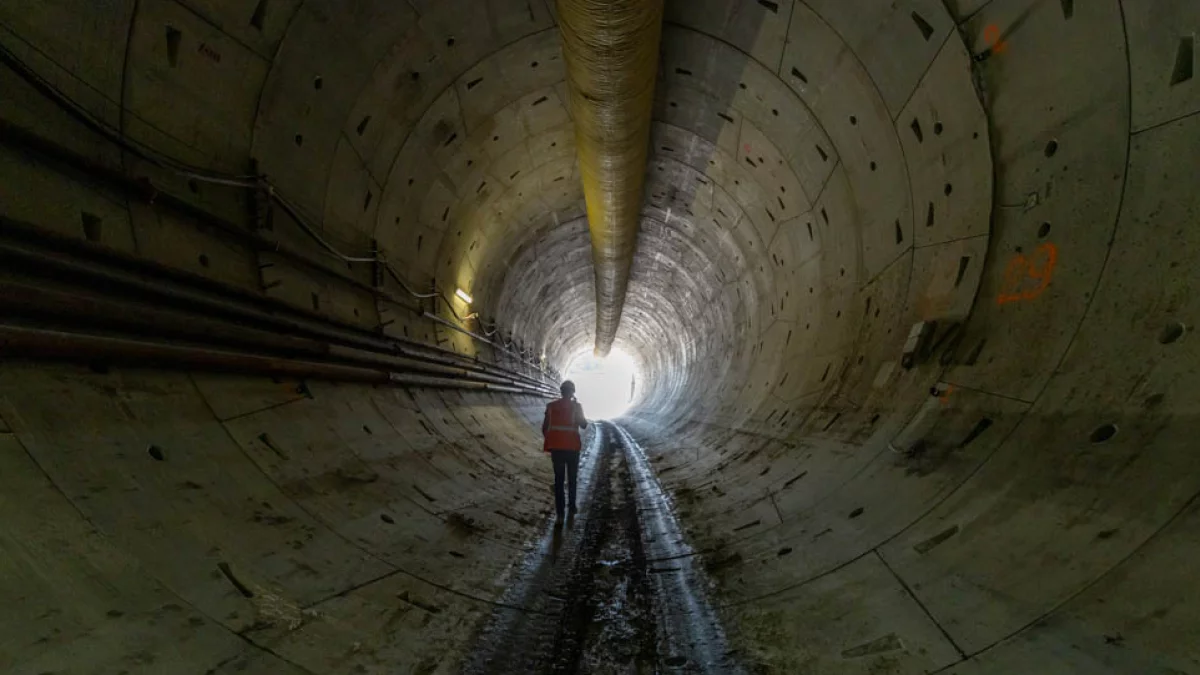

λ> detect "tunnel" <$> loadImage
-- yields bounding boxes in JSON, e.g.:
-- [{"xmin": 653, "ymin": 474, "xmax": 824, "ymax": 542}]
[{"xmin": 1, "ymin": 0, "xmax": 1198, "ymax": 673}]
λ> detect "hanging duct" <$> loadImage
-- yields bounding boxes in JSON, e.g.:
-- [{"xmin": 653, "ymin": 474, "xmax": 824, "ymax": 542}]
[{"xmin": 556, "ymin": 0, "xmax": 664, "ymax": 357}]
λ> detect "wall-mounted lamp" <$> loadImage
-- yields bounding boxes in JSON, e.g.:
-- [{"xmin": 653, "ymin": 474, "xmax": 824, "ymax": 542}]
[{"xmin": 455, "ymin": 288, "xmax": 473, "ymax": 304}]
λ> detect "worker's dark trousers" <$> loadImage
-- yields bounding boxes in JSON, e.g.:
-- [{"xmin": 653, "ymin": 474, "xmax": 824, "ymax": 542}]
[{"xmin": 549, "ymin": 450, "xmax": 580, "ymax": 516}]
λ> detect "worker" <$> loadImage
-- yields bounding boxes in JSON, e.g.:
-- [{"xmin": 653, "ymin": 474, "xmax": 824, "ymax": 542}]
[{"xmin": 543, "ymin": 380, "xmax": 587, "ymax": 521}]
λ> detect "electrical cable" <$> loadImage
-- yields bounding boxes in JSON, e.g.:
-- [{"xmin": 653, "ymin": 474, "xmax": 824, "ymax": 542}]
[
  {"xmin": 385, "ymin": 264, "xmax": 438, "ymax": 299},
  {"xmin": 269, "ymin": 192, "xmax": 377, "ymax": 263},
  {"xmin": 1, "ymin": 41, "xmax": 451, "ymax": 302},
  {"xmin": 0, "ymin": 41, "xmax": 259, "ymax": 183},
  {"xmin": 1, "ymin": 39, "xmax": 553, "ymax": 373}
]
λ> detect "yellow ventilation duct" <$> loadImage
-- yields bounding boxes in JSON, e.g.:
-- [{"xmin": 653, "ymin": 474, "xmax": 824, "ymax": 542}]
[{"xmin": 556, "ymin": 0, "xmax": 664, "ymax": 357}]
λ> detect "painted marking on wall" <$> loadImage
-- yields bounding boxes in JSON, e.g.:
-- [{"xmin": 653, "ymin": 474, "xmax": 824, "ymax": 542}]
[
  {"xmin": 997, "ymin": 242, "xmax": 1057, "ymax": 305},
  {"xmin": 983, "ymin": 24, "xmax": 1009, "ymax": 55}
]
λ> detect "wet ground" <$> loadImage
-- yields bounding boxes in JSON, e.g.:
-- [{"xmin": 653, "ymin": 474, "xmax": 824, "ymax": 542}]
[{"xmin": 461, "ymin": 422, "xmax": 741, "ymax": 675}]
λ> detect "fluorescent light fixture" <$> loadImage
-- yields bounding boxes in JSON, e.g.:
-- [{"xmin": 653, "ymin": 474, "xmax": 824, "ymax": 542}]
[{"xmin": 455, "ymin": 288, "xmax": 473, "ymax": 304}]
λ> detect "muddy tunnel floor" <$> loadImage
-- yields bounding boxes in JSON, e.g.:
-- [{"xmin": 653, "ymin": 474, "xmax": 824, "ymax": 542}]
[{"xmin": 462, "ymin": 422, "xmax": 741, "ymax": 674}]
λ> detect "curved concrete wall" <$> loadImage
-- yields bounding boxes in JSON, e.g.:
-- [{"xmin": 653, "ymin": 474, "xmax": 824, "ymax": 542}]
[{"xmin": 1, "ymin": 0, "xmax": 1198, "ymax": 673}]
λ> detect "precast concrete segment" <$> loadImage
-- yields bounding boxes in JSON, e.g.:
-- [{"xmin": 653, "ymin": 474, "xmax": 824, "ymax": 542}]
[
  {"xmin": 556, "ymin": 0, "xmax": 665, "ymax": 356},
  {"xmin": 611, "ymin": 422, "xmax": 743, "ymax": 674},
  {"xmin": 1, "ymin": 0, "xmax": 1199, "ymax": 672},
  {"xmin": 0, "ymin": 362, "xmax": 558, "ymax": 674}
]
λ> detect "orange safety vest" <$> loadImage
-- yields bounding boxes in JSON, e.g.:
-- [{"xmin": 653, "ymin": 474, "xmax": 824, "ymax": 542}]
[{"xmin": 543, "ymin": 398, "xmax": 582, "ymax": 452}]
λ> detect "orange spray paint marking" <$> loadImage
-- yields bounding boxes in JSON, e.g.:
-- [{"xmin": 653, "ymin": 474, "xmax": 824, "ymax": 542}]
[
  {"xmin": 938, "ymin": 384, "xmax": 955, "ymax": 404},
  {"xmin": 997, "ymin": 242, "xmax": 1058, "ymax": 305},
  {"xmin": 983, "ymin": 24, "xmax": 1008, "ymax": 54}
]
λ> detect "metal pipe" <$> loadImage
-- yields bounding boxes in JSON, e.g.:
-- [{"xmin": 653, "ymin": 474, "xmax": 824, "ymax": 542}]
[
  {"xmin": 0, "ymin": 277, "xmax": 555, "ymax": 392},
  {"xmin": 0, "ymin": 325, "xmax": 388, "ymax": 384},
  {"xmin": 556, "ymin": 0, "xmax": 664, "ymax": 356},
  {"xmin": 0, "ymin": 325, "xmax": 554, "ymax": 397},
  {"xmin": 0, "ymin": 275, "xmax": 330, "ymax": 356},
  {"xmin": 0, "ymin": 223, "xmax": 552, "ymax": 390},
  {"xmin": 0, "ymin": 275, "xmax": 556, "ymax": 395},
  {"xmin": 328, "ymin": 345, "xmax": 555, "ymax": 392},
  {"xmin": 386, "ymin": 372, "xmax": 529, "ymax": 394}
]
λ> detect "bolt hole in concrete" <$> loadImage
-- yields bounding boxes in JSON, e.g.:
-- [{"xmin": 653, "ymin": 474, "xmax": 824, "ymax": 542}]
[
  {"xmin": 1159, "ymin": 321, "xmax": 1186, "ymax": 344},
  {"xmin": 1090, "ymin": 424, "xmax": 1118, "ymax": 443},
  {"xmin": 1045, "ymin": 139, "xmax": 1059, "ymax": 157},
  {"xmin": 934, "ymin": 121, "xmax": 944, "ymax": 135},
  {"xmin": 147, "ymin": 444, "xmax": 165, "ymax": 461},
  {"xmin": 81, "ymin": 212, "xmax": 102, "ymax": 241},
  {"xmin": 564, "ymin": 348, "xmax": 640, "ymax": 419},
  {"xmin": 1038, "ymin": 221, "xmax": 1052, "ymax": 238}
]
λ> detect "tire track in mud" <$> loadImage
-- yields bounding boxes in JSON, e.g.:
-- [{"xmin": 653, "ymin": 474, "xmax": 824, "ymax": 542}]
[
  {"xmin": 461, "ymin": 422, "xmax": 738, "ymax": 674},
  {"xmin": 553, "ymin": 424, "xmax": 657, "ymax": 673}
]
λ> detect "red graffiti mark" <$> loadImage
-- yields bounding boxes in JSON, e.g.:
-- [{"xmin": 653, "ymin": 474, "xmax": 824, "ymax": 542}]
[
  {"xmin": 938, "ymin": 384, "xmax": 955, "ymax": 404},
  {"xmin": 744, "ymin": 143, "xmax": 752, "ymax": 153},
  {"xmin": 997, "ymin": 242, "xmax": 1057, "ymax": 305},
  {"xmin": 983, "ymin": 24, "xmax": 1008, "ymax": 55}
]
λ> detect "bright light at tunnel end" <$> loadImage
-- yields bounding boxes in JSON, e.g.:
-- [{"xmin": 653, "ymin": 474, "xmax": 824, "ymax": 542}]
[{"xmin": 564, "ymin": 348, "xmax": 640, "ymax": 420}]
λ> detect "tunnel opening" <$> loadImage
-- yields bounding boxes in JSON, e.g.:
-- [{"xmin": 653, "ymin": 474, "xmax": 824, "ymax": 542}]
[{"xmin": 562, "ymin": 347, "xmax": 641, "ymax": 420}]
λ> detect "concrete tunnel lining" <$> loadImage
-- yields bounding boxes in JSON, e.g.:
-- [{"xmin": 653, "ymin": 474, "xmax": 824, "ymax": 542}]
[{"xmin": 1, "ymin": 0, "xmax": 1199, "ymax": 673}]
